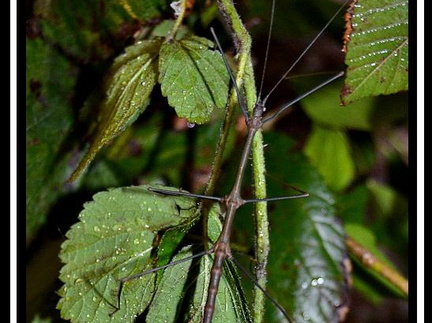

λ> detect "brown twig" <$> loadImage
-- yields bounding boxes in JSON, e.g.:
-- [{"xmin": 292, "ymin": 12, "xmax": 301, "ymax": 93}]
[{"xmin": 345, "ymin": 236, "xmax": 408, "ymax": 297}]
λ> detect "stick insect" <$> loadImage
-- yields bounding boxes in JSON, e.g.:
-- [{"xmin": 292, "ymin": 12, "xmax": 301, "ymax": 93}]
[
  {"xmin": 57, "ymin": 0, "xmax": 353, "ymax": 322},
  {"xmin": 115, "ymin": 0, "xmax": 349, "ymax": 322}
]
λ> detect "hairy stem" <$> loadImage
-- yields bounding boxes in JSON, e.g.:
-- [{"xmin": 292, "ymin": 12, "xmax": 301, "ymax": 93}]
[
  {"xmin": 209, "ymin": 1, "xmax": 269, "ymax": 322},
  {"xmin": 205, "ymin": 1, "xmax": 253, "ymax": 198}
]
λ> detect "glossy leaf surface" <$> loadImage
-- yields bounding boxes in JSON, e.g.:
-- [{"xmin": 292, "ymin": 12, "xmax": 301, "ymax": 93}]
[
  {"xmin": 159, "ymin": 35, "xmax": 230, "ymax": 124},
  {"xmin": 69, "ymin": 40, "xmax": 161, "ymax": 181},
  {"xmin": 57, "ymin": 184, "xmax": 250, "ymax": 322},
  {"xmin": 57, "ymin": 185, "xmax": 200, "ymax": 322},
  {"xmin": 342, "ymin": 0, "xmax": 408, "ymax": 104},
  {"xmin": 263, "ymin": 132, "xmax": 349, "ymax": 322}
]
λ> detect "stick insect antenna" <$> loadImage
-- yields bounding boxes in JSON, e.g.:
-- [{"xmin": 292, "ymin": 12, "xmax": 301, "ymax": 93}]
[
  {"xmin": 262, "ymin": 0, "xmax": 350, "ymax": 107},
  {"xmin": 257, "ymin": 0, "xmax": 276, "ymax": 101},
  {"xmin": 210, "ymin": 27, "xmax": 250, "ymax": 120}
]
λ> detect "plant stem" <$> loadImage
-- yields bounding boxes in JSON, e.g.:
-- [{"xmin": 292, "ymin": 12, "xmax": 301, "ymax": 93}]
[
  {"xmin": 210, "ymin": 1, "xmax": 269, "ymax": 322},
  {"xmin": 167, "ymin": 0, "xmax": 187, "ymax": 42},
  {"xmin": 345, "ymin": 236, "xmax": 408, "ymax": 297},
  {"xmin": 251, "ymin": 132, "xmax": 269, "ymax": 323},
  {"xmin": 205, "ymin": 1, "xmax": 253, "ymax": 198}
]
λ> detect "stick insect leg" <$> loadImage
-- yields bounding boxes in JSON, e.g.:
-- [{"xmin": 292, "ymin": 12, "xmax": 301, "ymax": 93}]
[
  {"xmin": 229, "ymin": 256, "xmax": 295, "ymax": 323},
  {"xmin": 243, "ymin": 184, "xmax": 309, "ymax": 204},
  {"xmin": 110, "ymin": 249, "xmax": 213, "ymax": 316},
  {"xmin": 148, "ymin": 187, "xmax": 224, "ymax": 202},
  {"xmin": 152, "ymin": 1, "xmax": 350, "ymax": 321}
]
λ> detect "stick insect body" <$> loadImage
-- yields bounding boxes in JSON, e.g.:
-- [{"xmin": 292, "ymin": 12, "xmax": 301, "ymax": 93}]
[
  {"xmin": 150, "ymin": 65, "xmax": 343, "ymax": 322},
  {"xmin": 196, "ymin": 3, "xmax": 350, "ymax": 318},
  {"xmin": 119, "ymin": 0, "xmax": 348, "ymax": 321}
]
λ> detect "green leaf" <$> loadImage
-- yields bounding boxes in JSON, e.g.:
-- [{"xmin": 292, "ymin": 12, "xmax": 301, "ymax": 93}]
[
  {"xmin": 159, "ymin": 35, "xmax": 230, "ymax": 124},
  {"xmin": 58, "ymin": 184, "xmax": 251, "ymax": 322},
  {"xmin": 301, "ymin": 82, "xmax": 375, "ymax": 131},
  {"xmin": 342, "ymin": 0, "xmax": 408, "ymax": 104},
  {"xmin": 69, "ymin": 40, "xmax": 161, "ymax": 181},
  {"xmin": 146, "ymin": 247, "xmax": 251, "ymax": 322},
  {"xmin": 57, "ymin": 184, "xmax": 200, "ymax": 322},
  {"xmin": 35, "ymin": 0, "xmax": 142, "ymax": 62},
  {"xmin": 303, "ymin": 126, "xmax": 355, "ymax": 191},
  {"xmin": 366, "ymin": 179, "xmax": 406, "ymax": 217},
  {"xmin": 365, "ymin": 179, "xmax": 408, "ymax": 252},
  {"xmin": 337, "ymin": 184, "xmax": 369, "ymax": 224},
  {"xmin": 263, "ymin": 132, "xmax": 349, "ymax": 323},
  {"xmin": 26, "ymin": 37, "xmax": 76, "ymax": 239}
]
